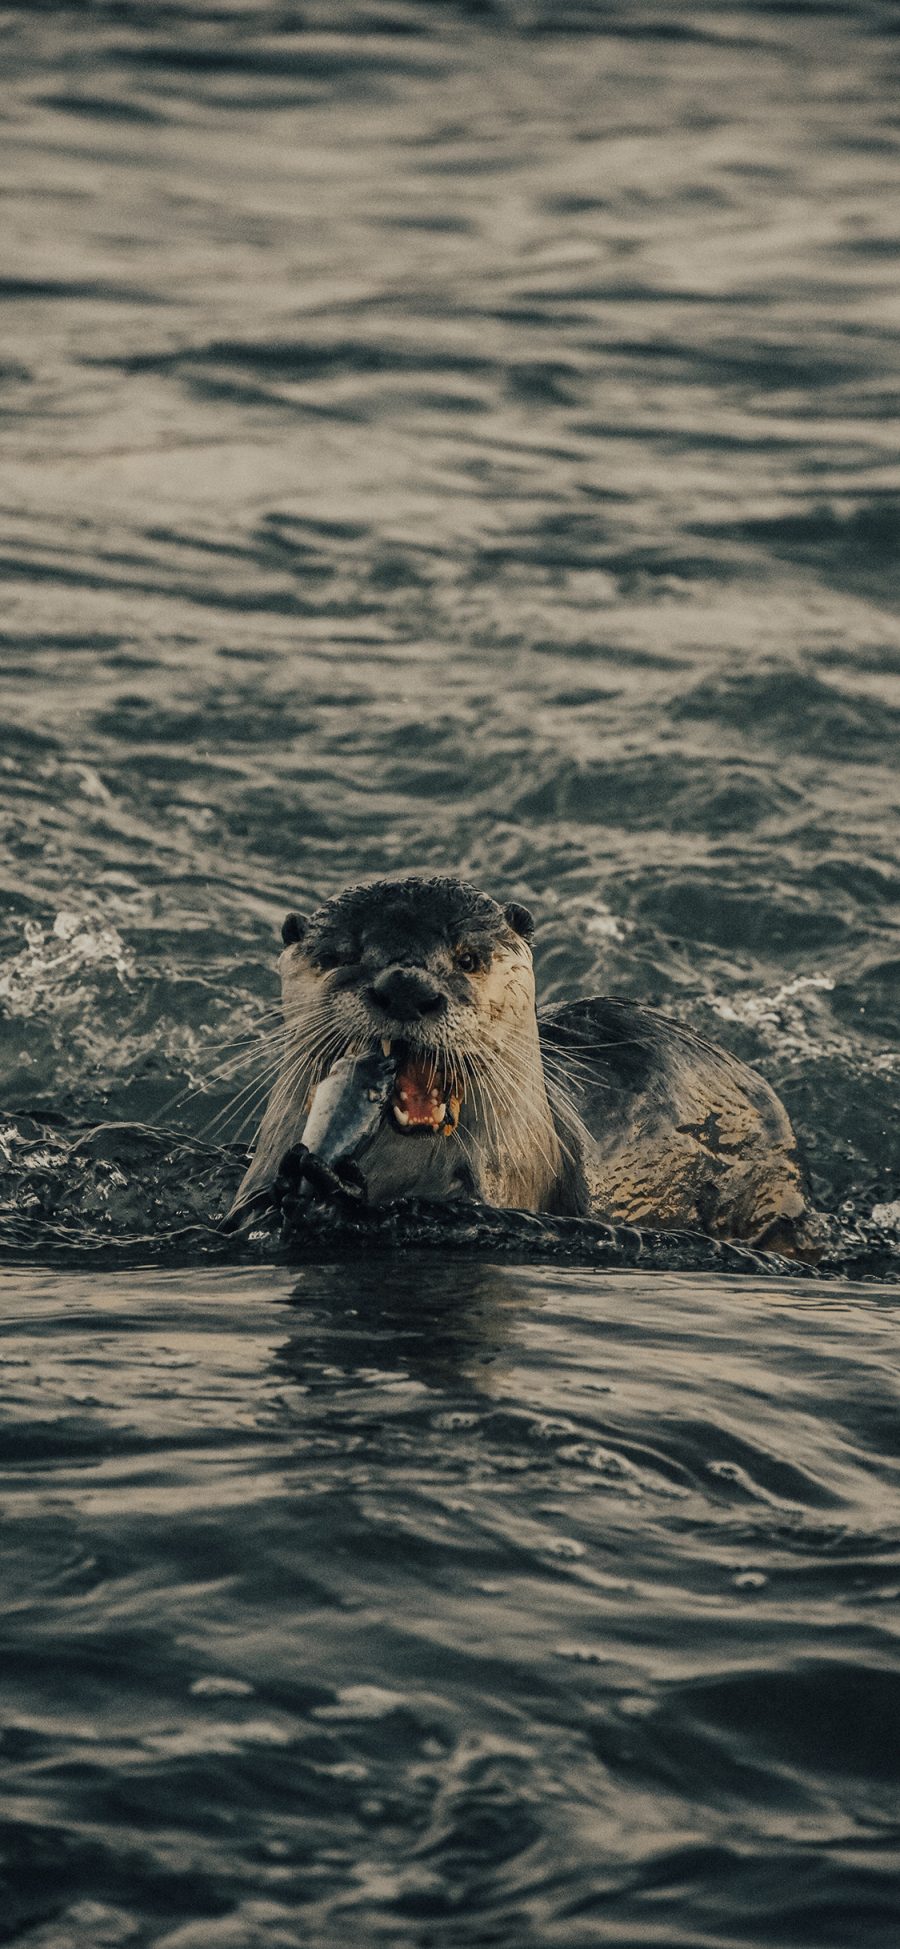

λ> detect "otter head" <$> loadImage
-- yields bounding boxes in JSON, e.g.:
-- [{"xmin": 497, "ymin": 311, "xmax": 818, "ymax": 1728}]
[
  {"xmin": 231, "ymin": 875, "xmax": 569, "ymax": 1215},
  {"xmin": 278, "ymin": 876, "xmax": 537, "ymax": 1143}
]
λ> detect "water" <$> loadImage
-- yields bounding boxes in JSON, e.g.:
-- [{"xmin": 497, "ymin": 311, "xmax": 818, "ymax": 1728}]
[
  {"xmin": 2, "ymin": 1, "xmax": 900, "ymax": 1940},
  {"xmin": 5, "ymin": 1263, "xmax": 900, "ymax": 1947}
]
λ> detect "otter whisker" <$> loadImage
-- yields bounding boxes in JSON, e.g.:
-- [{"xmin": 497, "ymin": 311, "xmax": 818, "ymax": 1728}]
[
  {"xmin": 190, "ymin": 1031, "xmax": 290, "ymax": 1091},
  {"xmin": 199, "ymin": 1076, "xmax": 286, "ymax": 1145},
  {"xmin": 470, "ymin": 1043, "xmax": 569, "ymax": 1181},
  {"xmin": 491, "ymin": 1073, "xmax": 562, "ymax": 1181},
  {"xmin": 164, "ymin": 1038, "xmax": 291, "ymax": 1128},
  {"xmin": 540, "ymin": 1044, "xmax": 611, "ymax": 1093},
  {"xmin": 497, "ymin": 1042, "xmax": 596, "ymax": 1162},
  {"xmin": 205, "ymin": 1020, "xmax": 354, "ymax": 1145},
  {"xmin": 460, "ymin": 1042, "xmax": 560, "ymax": 1186}
]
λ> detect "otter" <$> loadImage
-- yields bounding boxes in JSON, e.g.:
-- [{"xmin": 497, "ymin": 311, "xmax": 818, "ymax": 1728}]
[{"xmin": 231, "ymin": 875, "xmax": 814, "ymax": 1251}]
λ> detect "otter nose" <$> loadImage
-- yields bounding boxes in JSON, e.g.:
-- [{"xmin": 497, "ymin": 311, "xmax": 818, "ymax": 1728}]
[{"xmin": 369, "ymin": 966, "xmax": 447, "ymax": 1019}]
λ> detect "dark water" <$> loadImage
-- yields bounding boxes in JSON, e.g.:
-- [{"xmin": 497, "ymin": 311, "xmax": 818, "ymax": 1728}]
[
  {"xmin": 2, "ymin": 1, "xmax": 900, "ymax": 1941},
  {"xmin": 3, "ymin": 1262, "xmax": 900, "ymax": 1948}
]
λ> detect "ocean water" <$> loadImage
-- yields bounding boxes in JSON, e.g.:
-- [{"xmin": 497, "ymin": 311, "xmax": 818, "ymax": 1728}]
[{"xmin": 1, "ymin": 2, "xmax": 900, "ymax": 1942}]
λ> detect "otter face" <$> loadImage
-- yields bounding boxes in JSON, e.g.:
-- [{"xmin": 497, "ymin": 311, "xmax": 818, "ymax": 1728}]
[{"xmin": 279, "ymin": 876, "xmax": 535, "ymax": 1138}]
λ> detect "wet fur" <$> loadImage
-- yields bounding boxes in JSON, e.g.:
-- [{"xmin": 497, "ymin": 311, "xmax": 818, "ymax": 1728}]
[
  {"xmin": 232, "ymin": 876, "xmax": 815, "ymax": 1251},
  {"xmin": 539, "ymin": 998, "xmax": 811, "ymax": 1249}
]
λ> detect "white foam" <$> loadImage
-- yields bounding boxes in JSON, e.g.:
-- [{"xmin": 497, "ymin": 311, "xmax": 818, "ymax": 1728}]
[{"xmin": 0, "ymin": 909, "xmax": 136, "ymax": 1017}]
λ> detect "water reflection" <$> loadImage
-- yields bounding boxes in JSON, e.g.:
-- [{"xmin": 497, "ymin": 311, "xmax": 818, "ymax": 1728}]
[
  {"xmin": 3, "ymin": 1261, "xmax": 900, "ymax": 1944},
  {"xmin": 276, "ymin": 1257, "xmax": 530, "ymax": 1396}
]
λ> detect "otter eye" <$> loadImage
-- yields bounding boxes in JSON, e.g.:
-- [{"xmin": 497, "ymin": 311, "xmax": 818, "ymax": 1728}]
[
  {"xmin": 455, "ymin": 946, "xmax": 480, "ymax": 973},
  {"xmin": 315, "ymin": 944, "xmax": 356, "ymax": 971}
]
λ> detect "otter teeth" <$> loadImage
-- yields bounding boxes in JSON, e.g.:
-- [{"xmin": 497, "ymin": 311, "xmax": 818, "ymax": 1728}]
[
  {"xmin": 392, "ymin": 1099, "xmax": 447, "ymax": 1129},
  {"xmin": 381, "ymin": 1037, "xmax": 392, "ymax": 1057}
]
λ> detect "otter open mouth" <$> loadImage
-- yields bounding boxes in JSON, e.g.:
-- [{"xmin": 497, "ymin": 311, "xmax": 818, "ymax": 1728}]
[{"xmin": 378, "ymin": 1039, "xmax": 461, "ymax": 1136}]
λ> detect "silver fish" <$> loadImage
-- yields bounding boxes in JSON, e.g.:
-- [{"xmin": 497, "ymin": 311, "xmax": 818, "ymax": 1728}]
[{"xmin": 299, "ymin": 1048, "xmax": 395, "ymax": 1178}]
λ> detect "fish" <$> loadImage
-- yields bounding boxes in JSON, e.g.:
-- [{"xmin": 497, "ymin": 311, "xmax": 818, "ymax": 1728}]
[{"xmin": 295, "ymin": 1047, "xmax": 396, "ymax": 1196}]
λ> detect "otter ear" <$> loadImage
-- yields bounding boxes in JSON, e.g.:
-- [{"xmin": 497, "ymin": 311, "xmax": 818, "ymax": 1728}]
[
  {"xmin": 503, "ymin": 901, "xmax": 534, "ymax": 942},
  {"xmin": 281, "ymin": 912, "xmax": 308, "ymax": 947}
]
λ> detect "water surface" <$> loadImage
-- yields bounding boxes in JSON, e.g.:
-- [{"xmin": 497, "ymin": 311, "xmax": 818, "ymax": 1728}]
[
  {"xmin": 4, "ymin": 1261, "xmax": 900, "ymax": 1947},
  {"xmin": 1, "ymin": 3, "xmax": 899, "ymax": 1942}
]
